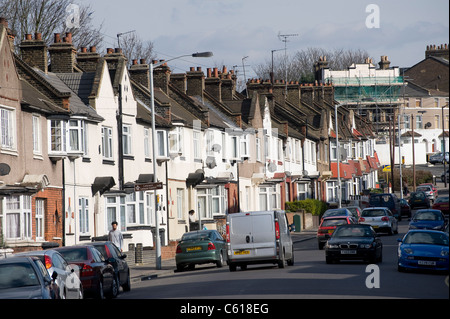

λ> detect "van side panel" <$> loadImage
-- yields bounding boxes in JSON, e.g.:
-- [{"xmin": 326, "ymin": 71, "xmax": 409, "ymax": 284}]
[{"xmin": 251, "ymin": 214, "xmax": 276, "ymax": 258}]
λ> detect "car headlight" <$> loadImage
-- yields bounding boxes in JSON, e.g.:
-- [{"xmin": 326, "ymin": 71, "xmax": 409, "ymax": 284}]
[
  {"xmin": 441, "ymin": 250, "xmax": 449, "ymax": 256},
  {"xmin": 327, "ymin": 244, "xmax": 339, "ymax": 249},
  {"xmin": 360, "ymin": 244, "xmax": 372, "ymax": 249},
  {"xmin": 403, "ymin": 248, "xmax": 414, "ymax": 254},
  {"xmin": 433, "ymin": 225, "xmax": 443, "ymax": 230},
  {"xmin": 409, "ymin": 225, "xmax": 417, "ymax": 229}
]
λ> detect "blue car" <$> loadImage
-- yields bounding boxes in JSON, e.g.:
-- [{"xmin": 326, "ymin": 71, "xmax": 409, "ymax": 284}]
[
  {"xmin": 409, "ymin": 209, "xmax": 447, "ymax": 231},
  {"xmin": 397, "ymin": 230, "xmax": 449, "ymax": 273}
]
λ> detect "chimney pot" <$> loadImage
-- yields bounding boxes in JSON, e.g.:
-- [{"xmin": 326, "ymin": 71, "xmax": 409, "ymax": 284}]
[
  {"xmin": 81, "ymin": 47, "xmax": 87, "ymax": 53},
  {"xmin": 107, "ymin": 48, "xmax": 114, "ymax": 54},
  {"xmin": 190, "ymin": 67, "xmax": 195, "ymax": 71},
  {"xmin": 197, "ymin": 67, "xmax": 202, "ymax": 72},
  {"xmin": 222, "ymin": 66, "xmax": 227, "ymax": 74},
  {"xmin": 25, "ymin": 34, "xmax": 32, "ymax": 40},
  {"xmin": 114, "ymin": 48, "xmax": 122, "ymax": 54},
  {"xmin": 132, "ymin": 59, "xmax": 138, "ymax": 65},
  {"xmin": 140, "ymin": 58, "xmax": 146, "ymax": 64},
  {"xmin": 65, "ymin": 32, "xmax": 72, "ymax": 43},
  {"xmin": 35, "ymin": 33, "xmax": 42, "ymax": 40},
  {"xmin": 207, "ymin": 68, "xmax": 211, "ymax": 77},
  {"xmin": 90, "ymin": 46, "xmax": 96, "ymax": 53}
]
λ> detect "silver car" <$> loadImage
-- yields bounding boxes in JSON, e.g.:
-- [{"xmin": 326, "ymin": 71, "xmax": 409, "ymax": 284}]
[
  {"xmin": 15, "ymin": 249, "xmax": 83, "ymax": 299},
  {"xmin": 360, "ymin": 207, "xmax": 398, "ymax": 235},
  {"xmin": 415, "ymin": 185, "xmax": 435, "ymax": 202}
]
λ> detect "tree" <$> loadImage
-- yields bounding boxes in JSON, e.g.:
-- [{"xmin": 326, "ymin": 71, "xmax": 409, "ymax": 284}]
[
  {"xmin": 254, "ymin": 47, "xmax": 373, "ymax": 83},
  {"xmin": 0, "ymin": 0, "xmax": 104, "ymax": 50},
  {"xmin": 118, "ymin": 32, "xmax": 156, "ymax": 67}
]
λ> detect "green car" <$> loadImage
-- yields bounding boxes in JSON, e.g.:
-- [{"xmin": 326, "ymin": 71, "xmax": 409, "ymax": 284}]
[{"xmin": 175, "ymin": 230, "xmax": 227, "ymax": 271}]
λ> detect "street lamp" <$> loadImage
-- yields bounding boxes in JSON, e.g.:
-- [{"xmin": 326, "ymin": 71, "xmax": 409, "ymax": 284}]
[
  {"xmin": 334, "ymin": 103, "xmax": 346, "ymax": 208},
  {"xmin": 443, "ymin": 103, "xmax": 449, "ymax": 188},
  {"xmin": 149, "ymin": 51, "xmax": 213, "ymax": 270}
]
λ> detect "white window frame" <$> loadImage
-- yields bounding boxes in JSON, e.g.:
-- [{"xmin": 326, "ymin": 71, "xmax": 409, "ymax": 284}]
[
  {"xmin": 330, "ymin": 139, "xmax": 337, "ymax": 161},
  {"xmin": 105, "ymin": 196, "xmax": 126, "ymax": 232},
  {"xmin": 177, "ymin": 188, "xmax": 184, "ymax": 219},
  {"xmin": 231, "ymin": 135, "xmax": 240, "ymax": 160},
  {"xmin": 240, "ymin": 134, "xmax": 249, "ymax": 159},
  {"xmin": 0, "ymin": 106, "xmax": 16, "ymax": 151},
  {"xmin": 169, "ymin": 126, "xmax": 183, "ymax": 155},
  {"xmin": 122, "ymin": 124, "xmax": 132, "ymax": 156},
  {"xmin": 49, "ymin": 119, "xmax": 67, "ymax": 154},
  {"xmin": 32, "ymin": 115, "xmax": 41, "ymax": 155},
  {"xmin": 259, "ymin": 185, "xmax": 278, "ymax": 211},
  {"xmin": 78, "ymin": 197, "xmax": 89, "ymax": 234},
  {"xmin": 196, "ymin": 186, "xmax": 228, "ymax": 220},
  {"xmin": 144, "ymin": 128, "xmax": 150, "ymax": 158},
  {"xmin": 101, "ymin": 126, "xmax": 113, "ymax": 160},
  {"xmin": 193, "ymin": 130, "xmax": 201, "ymax": 160},
  {"xmin": 297, "ymin": 183, "xmax": 309, "ymax": 201},
  {"xmin": 35, "ymin": 199, "xmax": 45, "ymax": 240},
  {"xmin": 256, "ymin": 137, "xmax": 261, "ymax": 162},
  {"xmin": 156, "ymin": 130, "xmax": 168, "ymax": 158},
  {"xmin": 4, "ymin": 195, "xmax": 32, "ymax": 240},
  {"xmin": 68, "ymin": 119, "xmax": 87, "ymax": 155}
]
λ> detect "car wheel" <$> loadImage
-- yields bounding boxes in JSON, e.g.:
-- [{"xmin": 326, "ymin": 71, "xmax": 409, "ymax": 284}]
[
  {"xmin": 122, "ymin": 270, "xmax": 131, "ymax": 292},
  {"xmin": 96, "ymin": 279, "xmax": 105, "ymax": 299},
  {"xmin": 107, "ymin": 275, "xmax": 119, "ymax": 299},
  {"xmin": 176, "ymin": 264, "xmax": 185, "ymax": 272},
  {"xmin": 287, "ymin": 248, "xmax": 295, "ymax": 266},
  {"xmin": 229, "ymin": 263, "xmax": 237, "ymax": 272},
  {"xmin": 216, "ymin": 250, "xmax": 224, "ymax": 268},
  {"xmin": 278, "ymin": 250, "xmax": 286, "ymax": 268},
  {"xmin": 318, "ymin": 241, "xmax": 325, "ymax": 250},
  {"xmin": 326, "ymin": 256, "xmax": 334, "ymax": 264}
]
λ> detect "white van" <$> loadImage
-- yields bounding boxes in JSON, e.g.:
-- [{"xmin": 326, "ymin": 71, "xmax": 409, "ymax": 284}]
[{"xmin": 226, "ymin": 210, "xmax": 294, "ymax": 271}]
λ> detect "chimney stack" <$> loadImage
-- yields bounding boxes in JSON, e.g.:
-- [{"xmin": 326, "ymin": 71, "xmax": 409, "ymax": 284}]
[
  {"xmin": 76, "ymin": 46, "xmax": 100, "ymax": 72},
  {"xmin": 186, "ymin": 66, "xmax": 205, "ymax": 99},
  {"xmin": 152, "ymin": 60, "xmax": 171, "ymax": 94},
  {"xmin": 20, "ymin": 32, "xmax": 48, "ymax": 73},
  {"xmin": 48, "ymin": 32, "xmax": 76, "ymax": 73},
  {"xmin": 205, "ymin": 67, "xmax": 222, "ymax": 101},
  {"xmin": 129, "ymin": 58, "xmax": 151, "ymax": 89},
  {"xmin": 378, "ymin": 55, "xmax": 391, "ymax": 70}
]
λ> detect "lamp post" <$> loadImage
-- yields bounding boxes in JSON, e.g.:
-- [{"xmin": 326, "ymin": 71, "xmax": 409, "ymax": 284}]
[
  {"xmin": 443, "ymin": 103, "xmax": 448, "ymax": 188},
  {"xmin": 149, "ymin": 51, "xmax": 213, "ymax": 269},
  {"xmin": 335, "ymin": 103, "xmax": 346, "ymax": 208}
]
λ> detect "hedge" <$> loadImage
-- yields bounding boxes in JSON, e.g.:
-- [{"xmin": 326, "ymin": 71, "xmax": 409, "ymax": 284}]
[{"xmin": 285, "ymin": 199, "xmax": 328, "ymax": 216}]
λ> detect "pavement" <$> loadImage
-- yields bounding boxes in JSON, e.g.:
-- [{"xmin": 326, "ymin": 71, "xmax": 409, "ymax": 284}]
[{"xmin": 128, "ymin": 229, "xmax": 318, "ymax": 283}]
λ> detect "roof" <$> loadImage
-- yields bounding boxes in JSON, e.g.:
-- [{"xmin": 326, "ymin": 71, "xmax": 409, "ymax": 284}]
[{"xmin": 20, "ymin": 80, "xmax": 69, "ymax": 115}]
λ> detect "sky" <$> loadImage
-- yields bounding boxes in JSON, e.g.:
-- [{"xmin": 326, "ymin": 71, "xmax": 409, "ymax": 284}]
[{"xmin": 81, "ymin": 0, "xmax": 449, "ymax": 81}]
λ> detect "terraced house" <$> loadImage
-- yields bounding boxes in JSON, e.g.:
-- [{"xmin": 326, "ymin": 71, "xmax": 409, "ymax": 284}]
[{"xmin": 0, "ymin": 17, "xmax": 380, "ymax": 253}]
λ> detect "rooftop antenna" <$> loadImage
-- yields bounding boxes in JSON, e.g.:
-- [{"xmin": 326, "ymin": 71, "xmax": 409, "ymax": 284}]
[
  {"xmin": 242, "ymin": 56, "xmax": 249, "ymax": 98},
  {"xmin": 117, "ymin": 30, "xmax": 136, "ymax": 48},
  {"xmin": 278, "ymin": 32, "xmax": 298, "ymax": 94}
]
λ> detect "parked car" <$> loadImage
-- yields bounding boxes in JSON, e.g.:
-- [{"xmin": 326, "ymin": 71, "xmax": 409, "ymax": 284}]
[
  {"xmin": 55, "ymin": 245, "xmax": 117, "ymax": 299},
  {"xmin": 325, "ymin": 224, "xmax": 383, "ymax": 264},
  {"xmin": 360, "ymin": 207, "xmax": 398, "ymax": 235},
  {"xmin": 0, "ymin": 256, "xmax": 58, "ymax": 299},
  {"xmin": 226, "ymin": 210, "xmax": 294, "ymax": 271},
  {"xmin": 418, "ymin": 183, "xmax": 438, "ymax": 199},
  {"xmin": 400, "ymin": 199, "xmax": 412, "ymax": 218},
  {"xmin": 415, "ymin": 185, "xmax": 436, "ymax": 202},
  {"xmin": 90, "ymin": 241, "xmax": 130, "ymax": 292},
  {"xmin": 397, "ymin": 230, "xmax": 449, "ymax": 273},
  {"xmin": 408, "ymin": 191, "xmax": 431, "ymax": 210},
  {"xmin": 321, "ymin": 208, "xmax": 353, "ymax": 222},
  {"xmin": 368, "ymin": 193, "xmax": 401, "ymax": 221},
  {"xmin": 409, "ymin": 209, "xmax": 447, "ymax": 231},
  {"xmin": 432, "ymin": 195, "xmax": 449, "ymax": 215},
  {"xmin": 15, "ymin": 249, "xmax": 83, "ymax": 299},
  {"xmin": 176, "ymin": 230, "xmax": 227, "ymax": 271},
  {"xmin": 317, "ymin": 216, "xmax": 356, "ymax": 250},
  {"xmin": 345, "ymin": 206, "xmax": 362, "ymax": 222},
  {"xmin": 441, "ymin": 170, "xmax": 449, "ymax": 183},
  {"xmin": 429, "ymin": 152, "xmax": 449, "ymax": 164}
]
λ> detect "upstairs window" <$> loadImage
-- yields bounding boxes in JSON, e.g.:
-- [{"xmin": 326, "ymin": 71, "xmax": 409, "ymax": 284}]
[
  {"xmin": 49, "ymin": 119, "xmax": 67, "ymax": 154},
  {"xmin": 101, "ymin": 126, "xmax": 113, "ymax": 159},
  {"xmin": 0, "ymin": 107, "xmax": 15, "ymax": 150}
]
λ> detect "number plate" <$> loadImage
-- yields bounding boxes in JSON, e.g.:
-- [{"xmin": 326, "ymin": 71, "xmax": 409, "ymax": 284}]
[
  {"xmin": 418, "ymin": 260, "xmax": 436, "ymax": 266},
  {"xmin": 328, "ymin": 230, "xmax": 334, "ymax": 234},
  {"xmin": 234, "ymin": 250, "xmax": 250, "ymax": 255},
  {"xmin": 186, "ymin": 246, "xmax": 202, "ymax": 252},
  {"xmin": 341, "ymin": 250, "xmax": 357, "ymax": 254}
]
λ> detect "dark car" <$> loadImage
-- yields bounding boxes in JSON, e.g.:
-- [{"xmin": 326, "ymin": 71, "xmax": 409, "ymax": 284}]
[
  {"xmin": 0, "ymin": 256, "xmax": 58, "ymax": 299},
  {"xmin": 176, "ymin": 230, "xmax": 227, "ymax": 271},
  {"xmin": 325, "ymin": 224, "xmax": 383, "ymax": 264},
  {"xmin": 369, "ymin": 193, "xmax": 401, "ymax": 221},
  {"xmin": 409, "ymin": 209, "xmax": 447, "ymax": 231},
  {"xmin": 432, "ymin": 195, "xmax": 449, "ymax": 215},
  {"xmin": 320, "ymin": 208, "xmax": 353, "ymax": 222},
  {"xmin": 408, "ymin": 191, "xmax": 431, "ymax": 210},
  {"xmin": 317, "ymin": 216, "xmax": 355, "ymax": 250},
  {"xmin": 90, "ymin": 241, "xmax": 130, "ymax": 292},
  {"xmin": 400, "ymin": 199, "xmax": 412, "ymax": 218},
  {"xmin": 55, "ymin": 245, "xmax": 117, "ymax": 299}
]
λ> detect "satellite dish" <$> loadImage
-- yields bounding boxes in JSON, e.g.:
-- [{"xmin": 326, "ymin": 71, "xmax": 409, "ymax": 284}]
[
  {"xmin": 0, "ymin": 163, "xmax": 11, "ymax": 176},
  {"xmin": 268, "ymin": 162, "xmax": 277, "ymax": 173},
  {"xmin": 212, "ymin": 144, "xmax": 221, "ymax": 152},
  {"xmin": 206, "ymin": 156, "xmax": 217, "ymax": 169},
  {"xmin": 302, "ymin": 170, "xmax": 308, "ymax": 177}
]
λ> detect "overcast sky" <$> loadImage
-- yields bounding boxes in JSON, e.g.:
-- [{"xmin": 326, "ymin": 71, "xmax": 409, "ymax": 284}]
[{"xmin": 82, "ymin": 0, "xmax": 449, "ymax": 80}]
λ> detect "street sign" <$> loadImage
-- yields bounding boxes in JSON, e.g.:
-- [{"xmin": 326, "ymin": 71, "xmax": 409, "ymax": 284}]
[
  {"xmin": 134, "ymin": 182, "xmax": 163, "ymax": 191},
  {"xmin": 382, "ymin": 165, "xmax": 391, "ymax": 172}
]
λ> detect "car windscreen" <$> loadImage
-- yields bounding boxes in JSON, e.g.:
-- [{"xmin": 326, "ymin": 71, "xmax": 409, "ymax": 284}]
[
  {"xmin": 324, "ymin": 209, "xmax": 348, "ymax": 217},
  {"xmin": 0, "ymin": 263, "xmax": 40, "ymax": 289},
  {"xmin": 322, "ymin": 219, "xmax": 349, "ymax": 227},
  {"xmin": 333, "ymin": 226, "xmax": 373, "ymax": 237},
  {"xmin": 403, "ymin": 232, "xmax": 449, "ymax": 246},
  {"xmin": 414, "ymin": 211, "xmax": 443, "ymax": 221},
  {"xmin": 57, "ymin": 248, "xmax": 88, "ymax": 262},
  {"xmin": 434, "ymin": 196, "xmax": 449, "ymax": 204},
  {"xmin": 416, "ymin": 187, "xmax": 430, "ymax": 192},
  {"xmin": 362, "ymin": 209, "xmax": 386, "ymax": 217}
]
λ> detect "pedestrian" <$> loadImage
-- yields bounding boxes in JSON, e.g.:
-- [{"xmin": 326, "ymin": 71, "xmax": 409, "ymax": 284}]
[{"xmin": 108, "ymin": 221, "xmax": 124, "ymax": 252}]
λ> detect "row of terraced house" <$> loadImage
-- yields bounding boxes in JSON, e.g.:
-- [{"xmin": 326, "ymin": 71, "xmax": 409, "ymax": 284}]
[{"xmin": 0, "ymin": 19, "xmax": 381, "ymax": 253}]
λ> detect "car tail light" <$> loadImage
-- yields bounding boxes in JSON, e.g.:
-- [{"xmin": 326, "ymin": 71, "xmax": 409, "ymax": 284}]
[
  {"xmin": 81, "ymin": 264, "xmax": 94, "ymax": 277},
  {"xmin": 226, "ymin": 224, "xmax": 230, "ymax": 243},
  {"xmin": 275, "ymin": 221, "xmax": 280, "ymax": 239},
  {"xmin": 176, "ymin": 245, "xmax": 182, "ymax": 254},
  {"xmin": 359, "ymin": 217, "xmax": 365, "ymax": 222},
  {"xmin": 381, "ymin": 216, "xmax": 389, "ymax": 221},
  {"xmin": 44, "ymin": 255, "xmax": 52, "ymax": 269},
  {"xmin": 208, "ymin": 242, "xmax": 216, "ymax": 250}
]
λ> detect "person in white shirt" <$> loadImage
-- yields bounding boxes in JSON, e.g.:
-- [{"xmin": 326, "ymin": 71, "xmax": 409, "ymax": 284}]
[{"xmin": 108, "ymin": 221, "xmax": 124, "ymax": 252}]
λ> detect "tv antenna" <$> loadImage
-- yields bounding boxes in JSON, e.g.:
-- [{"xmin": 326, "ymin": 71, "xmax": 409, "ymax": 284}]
[
  {"xmin": 278, "ymin": 33, "xmax": 298, "ymax": 92},
  {"xmin": 117, "ymin": 30, "xmax": 136, "ymax": 48}
]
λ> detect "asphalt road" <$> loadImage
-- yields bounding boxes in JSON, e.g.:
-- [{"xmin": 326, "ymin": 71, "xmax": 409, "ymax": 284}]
[{"xmin": 120, "ymin": 219, "xmax": 448, "ymax": 301}]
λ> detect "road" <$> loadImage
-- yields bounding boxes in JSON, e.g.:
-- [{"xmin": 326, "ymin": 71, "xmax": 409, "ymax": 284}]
[{"xmin": 120, "ymin": 220, "xmax": 448, "ymax": 301}]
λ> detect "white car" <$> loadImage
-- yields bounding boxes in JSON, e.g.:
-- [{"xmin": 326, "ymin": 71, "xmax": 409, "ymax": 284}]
[
  {"xmin": 360, "ymin": 207, "xmax": 398, "ymax": 235},
  {"xmin": 415, "ymin": 185, "xmax": 435, "ymax": 202}
]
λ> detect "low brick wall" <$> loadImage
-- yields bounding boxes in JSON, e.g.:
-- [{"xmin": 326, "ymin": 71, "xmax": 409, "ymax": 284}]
[{"xmin": 127, "ymin": 241, "xmax": 178, "ymax": 265}]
